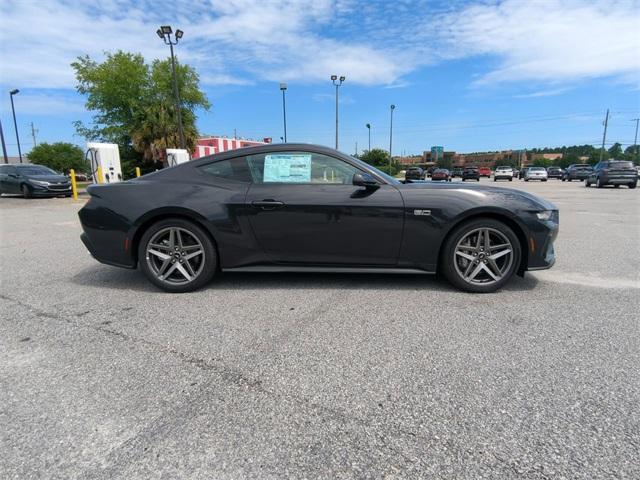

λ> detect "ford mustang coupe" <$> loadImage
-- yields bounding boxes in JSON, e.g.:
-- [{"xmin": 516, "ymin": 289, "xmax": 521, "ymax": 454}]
[{"xmin": 79, "ymin": 144, "xmax": 558, "ymax": 293}]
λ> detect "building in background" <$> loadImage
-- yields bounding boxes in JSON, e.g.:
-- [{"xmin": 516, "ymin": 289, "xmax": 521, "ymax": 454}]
[{"xmin": 193, "ymin": 136, "xmax": 272, "ymax": 159}]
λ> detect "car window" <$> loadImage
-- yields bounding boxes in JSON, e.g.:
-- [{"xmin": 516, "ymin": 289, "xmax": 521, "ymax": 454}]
[
  {"xmin": 199, "ymin": 157, "xmax": 252, "ymax": 183},
  {"xmin": 247, "ymin": 151, "xmax": 361, "ymax": 185},
  {"xmin": 16, "ymin": 165, "xmax": 57, "ymax": 175}
]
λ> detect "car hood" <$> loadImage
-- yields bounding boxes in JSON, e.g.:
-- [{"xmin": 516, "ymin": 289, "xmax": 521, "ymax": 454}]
[
  {"xmin": 398, "ymin": 182, "xmax": 557, "ymax": 211},
  {"xmin": 26, "ymin": 175, "xmax": 69, "ymax": 183}
]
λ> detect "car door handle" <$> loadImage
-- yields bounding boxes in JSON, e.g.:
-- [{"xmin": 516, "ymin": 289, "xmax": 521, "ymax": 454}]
[{"xmin": 251, "ymin": 200, "xmax": 285, "ymax": 210}]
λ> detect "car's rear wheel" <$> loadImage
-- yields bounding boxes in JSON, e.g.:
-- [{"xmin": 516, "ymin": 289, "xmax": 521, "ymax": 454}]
[
  {"xmin": 441, "ymin": 219, "xmax": 521, "ymax": 293},
  {"xmin": 585, "ymin": 179, "xmax": 591, "ymax": 187},
  {"xmin": 629, "ymin": 182, "xmax": 637, "ymax": 189},
  {"xmin": 596, "ymin": 176, "xmax": 604, "ymax": 188},
  {"xmin": 138, "ymin": 218, "xmax": 217, "ymax": 293},
  {"xmin": 21, "ymin": 184, "xmax": 32, "ymax": 199}
]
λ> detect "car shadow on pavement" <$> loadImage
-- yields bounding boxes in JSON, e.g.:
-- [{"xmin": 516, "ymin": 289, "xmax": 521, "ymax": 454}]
[{"xmin": 71, "ymin": 265, "xmax": 539, "ymax": 293}]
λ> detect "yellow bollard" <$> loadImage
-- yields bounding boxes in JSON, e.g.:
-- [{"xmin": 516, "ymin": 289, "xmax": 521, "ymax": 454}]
[
  {"xmin": 96, "ymin": 166, "xmax": 103, "ymax": 184},
  {"xmin": 135, "ymin": 166, "xmax": 141, "ymax": 178},
  {"xmin": 69, "ymin": 169, "xmax": 78, "ymax": 200}
]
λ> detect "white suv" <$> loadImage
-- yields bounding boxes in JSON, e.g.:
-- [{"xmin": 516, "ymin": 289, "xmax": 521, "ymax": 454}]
[
  {"xmin": 524, "ymin": 167, "xmax": 548, "ymax": 182},
  {"xmin": 494, "ymin": 166, "xmax": 514, "ymax": 182}
]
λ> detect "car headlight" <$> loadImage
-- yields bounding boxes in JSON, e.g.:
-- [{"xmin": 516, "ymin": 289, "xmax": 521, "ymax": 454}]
[
  {"xmin": 30, "ymin": 179, "xmax": 50, "ymax": 186},
  {"xmin": 536, "ymin": 210, "xmax": 553, "ymax": 221}
]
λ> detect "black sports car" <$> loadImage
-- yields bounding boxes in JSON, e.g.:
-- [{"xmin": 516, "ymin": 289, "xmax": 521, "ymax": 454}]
[{"xmin": 79, "ymin": 144, "xmax": 558, "ymax": 293}]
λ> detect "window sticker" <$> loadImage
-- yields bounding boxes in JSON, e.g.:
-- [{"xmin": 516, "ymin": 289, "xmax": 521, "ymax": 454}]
[{"xmin": 263, "ymin": 154, "xmax": 312, "ymax": 183}]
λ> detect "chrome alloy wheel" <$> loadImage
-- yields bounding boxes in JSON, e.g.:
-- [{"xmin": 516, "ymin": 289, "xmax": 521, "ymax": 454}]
[
  {"xmin": 453, "ymin": 227, "xmax": 514, "ymax": 286},
  {"xmin": 145, "ymin": 227, "xmax": 205, "ymax": 285}
]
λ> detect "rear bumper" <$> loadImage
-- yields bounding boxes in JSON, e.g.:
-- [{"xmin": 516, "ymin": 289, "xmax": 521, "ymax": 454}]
[{"xmin": 601, "ymin": 176, "xmax": 638, "ymax": 184}]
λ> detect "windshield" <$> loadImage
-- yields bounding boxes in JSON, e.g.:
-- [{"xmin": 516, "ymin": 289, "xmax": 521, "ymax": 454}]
[
  {"xmin": 349, "ymin": 156, "xmax": 400, "ymax": 184},
  {"xmin": 17, "ymin": 165, "xmax": 59, "ymax": 176}
]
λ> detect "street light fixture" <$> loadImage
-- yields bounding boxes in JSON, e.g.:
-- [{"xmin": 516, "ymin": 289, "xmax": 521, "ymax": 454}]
[
  {"xmin": 9, "ymin": 89, "xmax": 22, "ymax": 163},
  {"xmin": 331, "ymin": 75, "xmax": 345, "ymax": 149},
  {"xmin": 389, "ymin": 105, "xmax": 395, "ymax": 174},
  {"xmin": 157, "ymin": 25, "xmax": 186, "ymax": 150},
  {"xmin": 280, "ymin": 83, "xmax": 288, "ymax": 142}
]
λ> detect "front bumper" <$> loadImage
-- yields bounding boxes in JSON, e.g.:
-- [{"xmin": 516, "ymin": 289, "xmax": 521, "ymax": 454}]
[
  {"xmin": 30, "ymin": 184, "xmax": 72, "ymax": 195},
  {"xmin": 525, "ymin": 213, "xmax": 559, "ymax": 271}
]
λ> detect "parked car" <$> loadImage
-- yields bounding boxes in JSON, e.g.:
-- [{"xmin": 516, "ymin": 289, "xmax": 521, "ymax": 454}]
[
  {"xmin": 519, "ymin": 167, "xmax": 529, "ymax": 180},
  {"xmin": 78, "ymin": 143, "xmax": 558, "ymax": 293},
  {"xmin": 494, "ymin": 166, "xmax": 513, "ymax": 182},
  {"xmin": 512, "ymin": 168, "xmax": 520, "ymax": 179},
  {"xmin": 562, "ymin": 164, "xmax": 593, "ymax": 182},
  {"xmin": 0, "ymin": 164, "xmax": 72, "ymax": 198},
  {"xmin": 635, "ymin": 165, "xmax": 640, "ymax": 179},
  {"xmin": 405, "ymin": 167, "xmax": 425, "ymax": 181},
  {"xmin": 461, "ymin": 167, "xmax": 480, "ymax": 181},
  {"xmin": 478, "ymin": 167, "xmax": 491, "ymax": 178},
  {"xmin": 431, "ymin": 168, "xmax": 452, "ymax": 182},
  {"xmin": 585, "ymin": 160, "xmax": 638, "ymax": 189},
  {"xmin": 524, "ymin": 166, "xmax": 548, "ymax": 182},
  {"xmin": 546, "ymin": 167, "xmax": 563, "ymax": 179},
  {"xmin": 451, "ymin": 167, "xmax": 464, "ymax": 178}
]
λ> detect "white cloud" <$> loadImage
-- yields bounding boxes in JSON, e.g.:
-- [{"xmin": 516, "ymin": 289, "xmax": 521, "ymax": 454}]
[
  {"xmin": 0, "ymin": 0, "xmax": 637, "ymax": 93},
  {"xmin": 437, "ymin": 0, "xmax": 640, "ymax": 86}
]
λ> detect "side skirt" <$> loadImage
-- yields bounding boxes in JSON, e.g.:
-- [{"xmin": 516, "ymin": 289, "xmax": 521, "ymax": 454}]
[{"xmin": 222, "ymin": 266, "xmax": 434, "ymax": 275}]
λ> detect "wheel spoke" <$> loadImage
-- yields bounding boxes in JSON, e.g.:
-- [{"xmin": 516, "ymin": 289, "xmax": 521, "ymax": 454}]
[
  {"xmin": 489, "ymin": 243, "xmax": 510, "ymax": 251},
  {"xmin": 174, "ymin": 262, "xmax": 192, "ymax": 281},
  {"xmin": 176, "ymin": 229, "xmax": 184, "ymax": 248},
  {"xmin": 489, "ymin": 248, "xmax": 512, "ymax": 261},
  {"xmin": 148, "ymin": 249, "xmax": 170, "ymax": 260},
  {"xmin": 455, "ymin": 250, "xmax": 475, "ymax": 261},
  {"xmin": 184, "ymin": 249, "xmax": 203, "ymax": 261},
  {"xmin": 483, "ymin": 262, "xmax": 500, "ymax": 281},
  {"xmin": 466, "ymin": 262, "xmax": 484, "ymax": 281},
  {"xmin": 181, "ymin": 244, "xmax": 202, "ymax": 251},
  {"xmin": 182, "ymin": 259, "xmax": 196, "ymax": 277},
  {"xmin": 475, "ymin": 230, "xmax": 483, "ymax": 249},
  {"xmin": 159, "ymin": 263, "xmax": 178, "ymax": 280},
  {"xmin": 168, "ymin": 228, "xmax": 176, "ymax": 249},
  {"xmin": 457, "ymin": 244, "xmax": 476, "ymax": 251},
  {"xmin": 483, "ymin": 229, "xmax": 491, "ymax": 251},
  {"xmin": 157, "ymin": 258, "xmax": 172, "ymax": 276}
]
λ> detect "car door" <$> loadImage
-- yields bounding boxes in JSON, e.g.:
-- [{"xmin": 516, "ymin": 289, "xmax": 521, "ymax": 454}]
[
  {"xmin": 4, "ymin": 166, "xmax": 21, "ymax": 193},
  {"xmin": 244, "ymin": 150, "xmax": 405, "ymax": 266}
]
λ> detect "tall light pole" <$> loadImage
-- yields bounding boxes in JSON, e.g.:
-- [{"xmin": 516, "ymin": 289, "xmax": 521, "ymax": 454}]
[
  {"xmin": 280, "ymin": 83, "xmax": 288, "ymax": 142},
  {"xmin": 599, "ymin": 108, "xmax": 609, "ymax": 163},
  {"xmin": 0, "ymin": 118, "xmax": 8, "ymax": 163},
  {"xmin": 632, "ymin": 118, "xmax": 639, "ymax": 163},
  {"xmin": 331, "ymin": 75, "xmax": 345, "ymax": 149},
  {"xmin": 9, "ymin": 89, "xmax": 22, "ymax": 163},
  {"xmin": 157, "ymin": 26, "xmax": 186, "ymax": 150},
  {"xmin": 389, "ymin": 104, "xmax": 395, "ymax": 174},
  {"xmin": 366, "ymin": 123, "xmax": 371, "ymax": 152}
]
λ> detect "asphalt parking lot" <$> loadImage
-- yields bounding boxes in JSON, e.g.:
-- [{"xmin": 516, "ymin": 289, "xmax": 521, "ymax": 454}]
[{"xmin": 1, "ymin": 179, "xmax": 639, "ymax": 479}]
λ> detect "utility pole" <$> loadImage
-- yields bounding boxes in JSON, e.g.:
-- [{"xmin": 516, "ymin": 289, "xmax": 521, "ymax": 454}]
[
  {"xmin": 632, "ymin": 118, "xmax": 639, "ymax": 163},
  {"xmin": 355, "ymin": 141, "xmax": 358, "ymax": 157},
  {"xmin": 9, "ymin": 89, "xmax": 22, "ymax": 163},
  {"xmin": 157, "ymin": 26, "xmax": 186, "ymax": 150},
  {"xmin": 599, "ymin": 109, "xmax": 609, "ymax": 163},
  {"xmin": 0, "ymin": 118, "xmax": 8, "ymax": 163},
  {"xmin": 30, "ymin": 122, "xmax": 38, "ymax": 147},
  {"xmin": 366, "ymin": 123, "xmax": 371, "ymax": 152},
  {"xmin": 280, "ymin": 83, "xmax": 287, "ymax": 142}
]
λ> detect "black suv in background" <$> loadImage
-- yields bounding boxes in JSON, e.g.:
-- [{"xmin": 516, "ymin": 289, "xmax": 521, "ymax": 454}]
[
  {"xmin": 585, "ymin": 161, "xmax": 637, "ymax": 189},
  {"xmin": 547, "ymin": 166, "xmax": 563, "ymax": 179},
  {"xmin": 0, "ymin": 164, "xmax": 72, "ymax": 198},
  {"xmin": 461, "ymin": 167, "xmax": 480, "ymax": 181},
  {"xmin": 405, "ymin": 167, "xmax": 425, "ymax": 181},
  {"xmin": 562, "ymin": 164, "xmax": 593, "ymax": 181}
]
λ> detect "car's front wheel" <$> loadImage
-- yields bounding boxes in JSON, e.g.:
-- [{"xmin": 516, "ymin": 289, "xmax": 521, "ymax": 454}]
[
  {"xmin": 441, "ymin": 219, "xmax": 521, "ymax": 293},
  {"xmin": 138, "ymin": 218, "xmax": 217, "ymax": 293},
  {"xmin": 21, "ymin": 184, "xmax": 32, "ymax": 199},
  {"xmin": 596, "ymin": 176, "xmax": 604, "ymax": 188}
]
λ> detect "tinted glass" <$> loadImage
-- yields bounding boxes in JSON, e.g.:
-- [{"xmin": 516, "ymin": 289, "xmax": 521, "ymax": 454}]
[
  {"xmin": 609, "ymin": 161, "xmax": 634, "ymax": 169},
  {"xmin": 199, "ymin": 157, "xmax": 252, "ymax": 183},
  {"xmin": 247, "ymin": 151, "xmax": 360, "ymax": 185},
  {"xmin": 17, "ymin": 165, "xmax": 57, "ymax": 176}
]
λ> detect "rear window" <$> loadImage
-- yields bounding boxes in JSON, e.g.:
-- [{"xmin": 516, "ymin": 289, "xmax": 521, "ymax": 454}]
[
  {"xmin": 199, "ymin": 157, "xmax": 252, "ymax": 183},
  {"xmin": 530, "ymin": 167, "xmax": 545, "ymax": 171},
  {"xmin": 609, "ymin": 161, "xmax": 634, "ymax": 169}
]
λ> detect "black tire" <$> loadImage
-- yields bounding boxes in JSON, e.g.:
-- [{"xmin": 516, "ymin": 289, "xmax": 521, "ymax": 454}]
[
  {"xmin": 542, "ymin": 179, "xmax": 547, "ymax": 182},
  {"xmin": 629, "ymin": 182, "xmax": 637, "ymax": 189},
  {"xmin": 614, "ymin": 184, "xmax": 620, "ymax": 188},
  {"xmin": 524, "ymin": 179, "xmax": 529, "ymax": 182},
  {"xmin": 21, "ymin": 184, "xmax": 32, "ymax": 199},
  {"xmin": 477, "ymin": 178, "xmax": 480, "ymax": 182},
  {"xmin": 509, "ymin": 178, "xmax": 512, "ymax": 181},
  {"xmin": 596, "ymin": 176, "xmax": 604, "ymax": 188},
  {"xmin": 585, "ymin": 179, "xmax": 591, "ymax": 187},
  {"xmin": 138, "ymin": 218, "xmax": 217, "ymax": 293},
  {"xmin": 440, "ymin": 218, "xmax": 521, "ymax": 293},
  {"xmin": 462, "ymin": 178, "xmax": 465, "ymax": 182}
]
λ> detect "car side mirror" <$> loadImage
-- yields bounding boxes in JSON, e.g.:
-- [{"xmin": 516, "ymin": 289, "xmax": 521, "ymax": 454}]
[{"xmin": 353, "ymin": 173, "xmax": 379, "ymax": 189}]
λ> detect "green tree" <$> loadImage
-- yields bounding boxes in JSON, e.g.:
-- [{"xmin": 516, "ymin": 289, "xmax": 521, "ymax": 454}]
[
  {"xmin": 607, "ymin": 142, "xmax": 623, "ymax": 159},
  {"xmin": 27, "ymin": 142, "xmax": 86, "ymax": 174},
  {"xmin": 72, "ymin": 51, "xmax": 210, "ymax": 163},
  {"xmin": 359, "ymin": 148, "xmax": 399, "ymax": 175}
]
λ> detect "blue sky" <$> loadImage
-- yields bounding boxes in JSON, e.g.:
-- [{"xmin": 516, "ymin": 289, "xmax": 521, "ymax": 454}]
[{"xmin": 1, "ymin": 0, "xmax": 639, "ymax": 157}]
